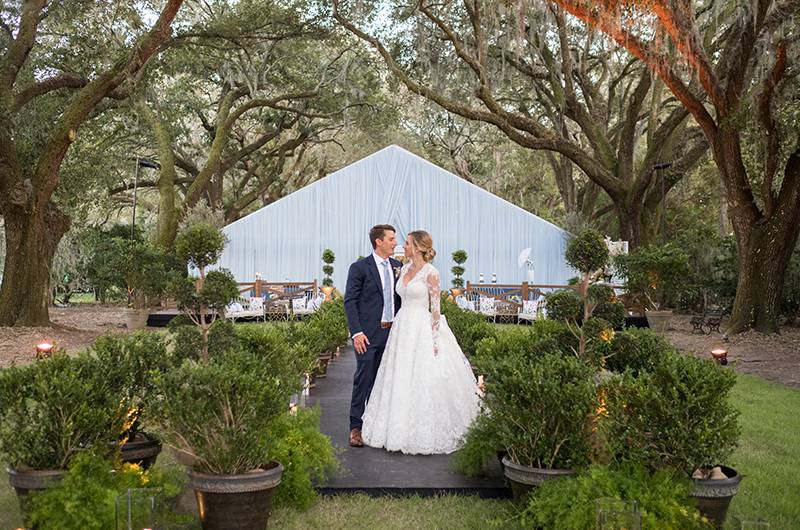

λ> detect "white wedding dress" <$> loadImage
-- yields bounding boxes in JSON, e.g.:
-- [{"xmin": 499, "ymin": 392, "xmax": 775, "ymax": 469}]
[{"xmin": 361, "ymin": 262, "xmax": 481, "ymax": 455}]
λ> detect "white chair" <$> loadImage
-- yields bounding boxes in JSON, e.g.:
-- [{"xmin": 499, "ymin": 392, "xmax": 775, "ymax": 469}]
[
  {"xmin": 249, "ymin": 297, "xmax": 264, "ymax": 311},
  {"xmin": 455, "ymin": 295, "xmax": 476, "ymax": 312},
  {"xmin": 479, "ymin": 296, "xmax": 497, "ymax": 322},
  {"xmin": 517, "ymin": 299, "xmax": 539, "ymax": 323},
  {"xmin": 292, "ymin": 296, "xmax": 315, "ymax": 317},
  {"xmin": 224, "ymin": 296, "xmax": 265, "ymax": 322}
]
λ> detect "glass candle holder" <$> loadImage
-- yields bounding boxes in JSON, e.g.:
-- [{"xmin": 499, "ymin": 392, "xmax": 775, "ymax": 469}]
[
  {"xmin": 595, "ymin": 498, "xmax": 641, "ymax": 530},
  {"xmin": 116, "ymin": 488, "xmax": 160, "ymax": 530}
]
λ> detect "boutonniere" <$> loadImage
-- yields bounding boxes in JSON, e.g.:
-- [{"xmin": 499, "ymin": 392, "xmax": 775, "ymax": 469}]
[{"xmin": 393, "ymin": 266, "xmax": 401, "ymax": 279}]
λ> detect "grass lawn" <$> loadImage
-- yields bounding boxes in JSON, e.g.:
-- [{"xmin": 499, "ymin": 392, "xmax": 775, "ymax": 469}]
[
  {"xmin": 724, "ymin": 373, "xmax": 800, "ymax": 528},
  {"xmin": 1, "ymin": 372, "xmax": 798, "ymax": 529}
]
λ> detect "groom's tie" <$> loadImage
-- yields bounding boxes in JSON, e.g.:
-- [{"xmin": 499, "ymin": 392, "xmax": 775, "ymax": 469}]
[{"xmin": 381, "ymin": 260, "xmax": 393, "ymax": 322}]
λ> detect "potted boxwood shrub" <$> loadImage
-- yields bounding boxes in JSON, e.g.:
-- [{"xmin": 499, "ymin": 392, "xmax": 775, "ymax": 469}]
[
  {"xmin": 109, "ymin": 237, "xmax": 168, "ymax": 330},
  {"xmin": 0, "ymin": 353, "xmax": 127, "ymax": 521},
  {"xmin": 152, "ymin": 296, "xmax": 314, "ymax": 529},
  {"xmin": 476, "ymin": 349, "xmax": 597, "ymax": 501},
  {"xmin": 603, "ymin": 350, "xmax": 741, "ymax": 528},
  {"xmin": 89, "ymin": 331, "xmax": 176, "ymax": 469},
  {"xmin": 614, "ymin": 243, "xmax": 689, "ymax": 332},
  {"xmin": 151, "ymin": 349, "xmax": 292, "ymax": 530}
]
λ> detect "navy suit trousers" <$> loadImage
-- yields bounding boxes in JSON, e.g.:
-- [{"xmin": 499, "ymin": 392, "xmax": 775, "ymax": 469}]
[{"xmin": 349, "ymin": 326, "xmax": 390, "ymax": 430}]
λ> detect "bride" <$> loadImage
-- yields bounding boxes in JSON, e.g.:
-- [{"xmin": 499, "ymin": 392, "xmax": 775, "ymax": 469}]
[{"xmin": 361, "ymin": 230, "xmax": 480, "ymax": 455}]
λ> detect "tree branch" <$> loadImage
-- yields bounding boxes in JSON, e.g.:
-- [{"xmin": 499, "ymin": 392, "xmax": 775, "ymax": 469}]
[
  {"xmin": 757, "ymin": 39, "xmax": 788, "ymax": 217},
  {"xmin": 0, "ymin": 0, "xmax": 47, "ymax": 90},
  {"xmin": 547, "ymin": 0, "xmax": 719, "ymax": 139}
]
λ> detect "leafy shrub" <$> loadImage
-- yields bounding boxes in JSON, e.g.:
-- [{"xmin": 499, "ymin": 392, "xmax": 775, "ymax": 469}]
[
  {"xmin": 265, "ymin": 407, "xmax": 340, "ymax": 509},
  {"xmin": 0, "ymin": 354, "xmax": 126, "ymax": 469},
  {"xmin": 614, "ymin": 243, "xmax": 690, "ymax": 310},
  {"xmin": 82, "ymin": 224, "xmax": 143, "ymax": 303},
  {"xmin": 483, "ymin": 352, "xmax": 596, "ymax": 469},
  {"xmin": 169, "ymin": 318, "xmax": 238, "ymax": 361},
  {"xmin": 440, "ymin": 296, "xmax": 497, "ymax": 356},
  {"xmin": 452, "ymin": 412, "xmax": 501, "ymax": 477},
  {"xmin": 546, "ymin": 289, "xmax": 583, "ymax": 321},
  {"xmin": 151, "ymin": 350, "xmax": 293, "ymax": 474},
  {"xmin": 593, "ymin": 299, "xmax": 626, "ymax": 329},
  {"xmin": 89, "ymin": 332, "xmax": 173, "ymax": 441},
  {"xmin": 472, "ymin": 320, "xmax": 575, "ymax": 371},
  {"xmin": 566, "ymin": 229, "xmax": 609, "ymax": 274},
  {"xmin": 521, "ymin": 464, "xmax": 712, "ymax": 529},
  {"xmin": 235, "ymin": 324, "xmax": 317, "ymax": 383},
  {"xmin": 605, "ymin": 328, "xmax": 672, "ymax": 375},
  {"xmin": 169, "ymin": 324, "xmax": 204, "ymax": 360},
  {"xmin": 305, "ymin": 297, "xmax": 350, "ymax": 354},
  {"xmin": 603, "ymin": 351, "xmax": 740, "ymax": 474},
  {"xmin": 27, "ymin": 452, "xmax": 183, "ymax": 530},
  {"xmin": 175, "ymin": 222, "xmax": 227, "ymax": 270},
  {"xmin": 26, "ymin": 452, "xmax": 186, "ymax": 530}
]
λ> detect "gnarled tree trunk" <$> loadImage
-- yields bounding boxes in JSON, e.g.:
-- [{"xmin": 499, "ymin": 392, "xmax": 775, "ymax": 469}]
[
  {"xmin": 0, "ymin": 200, "xmax": 70, "ymax": 326},
  {"xmin": 726, "ymin": 148, "xmax": 800, "ymax": 333}
]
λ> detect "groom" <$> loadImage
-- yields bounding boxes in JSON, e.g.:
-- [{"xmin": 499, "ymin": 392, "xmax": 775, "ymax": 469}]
[{"xmin": 344, "ymin": 224, "xmax": 402, "ymax": 447}]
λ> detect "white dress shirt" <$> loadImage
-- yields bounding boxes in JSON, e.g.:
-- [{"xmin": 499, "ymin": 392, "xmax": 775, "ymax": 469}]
[{"xmin": 372, "ymin": 252, "xmax": 395, "ymax": 322}]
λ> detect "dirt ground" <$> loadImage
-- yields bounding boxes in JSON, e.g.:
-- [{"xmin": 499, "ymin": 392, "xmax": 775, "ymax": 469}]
[
  {"xmin": 1, "ymin": 306, "xmax": 798, "ymax": 388},
  {"xmin": 665, "ymin": 315, "xmax": 800, "ymax": 389},
  {"xmin": 0, "ymin": 304, "xmax": 130, "ymax": 367}
]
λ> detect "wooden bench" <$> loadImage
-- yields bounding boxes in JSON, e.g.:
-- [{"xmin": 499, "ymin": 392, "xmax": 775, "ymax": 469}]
[{"xmin": 690, "ymin": 310, "xmax": 724, "ymax": 334}]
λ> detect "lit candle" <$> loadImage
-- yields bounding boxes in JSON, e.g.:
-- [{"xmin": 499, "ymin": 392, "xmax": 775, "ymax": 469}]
[
  {"xmin": 710, "ymin": 348, "xmax": 728, "ymax": 365},
  {"xmin": 35, "ymin": 341, "xmax": 54, "ymax": 359}
]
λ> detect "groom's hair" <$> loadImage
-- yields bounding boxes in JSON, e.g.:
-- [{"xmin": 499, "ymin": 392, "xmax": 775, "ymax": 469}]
[{"xmin": 369, "ymin": 224, "xmax": 396, "ymax": 248}]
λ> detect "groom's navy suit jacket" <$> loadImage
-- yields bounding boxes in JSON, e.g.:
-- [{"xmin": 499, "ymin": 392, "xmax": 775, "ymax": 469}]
[{"xmin": 344, "ymin": 256, "xmax": 403, "ymax": 359}]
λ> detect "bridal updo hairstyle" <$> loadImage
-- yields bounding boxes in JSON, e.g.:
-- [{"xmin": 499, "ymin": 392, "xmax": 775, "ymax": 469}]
[{"xmin": 409, "ymin": 230, "xmax": 437, "ymax": 262}]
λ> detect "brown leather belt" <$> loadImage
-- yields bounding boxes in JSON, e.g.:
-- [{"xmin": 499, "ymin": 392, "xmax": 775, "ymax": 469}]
[{"xmin": 380, "ymin": 322, "xmax": 393, "ymax": 329}]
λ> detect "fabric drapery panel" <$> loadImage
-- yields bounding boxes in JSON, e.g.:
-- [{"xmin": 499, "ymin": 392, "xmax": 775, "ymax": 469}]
[{"xmin": 217, "ymin": 145, "xmax": 575, "ymax": 289}]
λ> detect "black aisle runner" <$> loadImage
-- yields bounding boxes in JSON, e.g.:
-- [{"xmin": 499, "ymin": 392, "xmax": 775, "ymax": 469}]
[{"xmin": 310, "ymin": 346, "xmax": 510, "ymax": 498}]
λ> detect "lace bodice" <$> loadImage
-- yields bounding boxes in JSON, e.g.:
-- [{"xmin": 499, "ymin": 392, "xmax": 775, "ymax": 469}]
[{"xmin": 396, "ymin": 262, "xmax": 442, "ymax": 353}]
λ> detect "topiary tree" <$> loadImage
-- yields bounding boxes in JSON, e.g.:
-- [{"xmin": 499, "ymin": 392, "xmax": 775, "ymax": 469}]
[
  {"xmin": 560, "ymin": 229, "xmax": 623, "ymax": 363},
  {"xmin": 451, "ymin": 250, "xmax": 468, "ymax": 290},
  {"xmin": 169, "ymin": 223, "xmax": 238, "ymax": 361},
  {"xmin": 321, "ymin": 249, "xmax": 335, "ymax": 288}
]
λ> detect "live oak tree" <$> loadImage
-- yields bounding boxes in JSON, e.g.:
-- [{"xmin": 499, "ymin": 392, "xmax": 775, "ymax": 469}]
[
  {"xmin": 0, "ymin": 0, "xmax": 185, "ymax": 326},
  {"xmin": 546, "ymin": 0, "xmax": 800, "ymax": 332},
  {"xmin": 333, "ymin": 0, "xmax": 710, "ymax": 246},
  {"xmin": 109, "ymin": 1, "xmax": 387, "ymax": 249}
]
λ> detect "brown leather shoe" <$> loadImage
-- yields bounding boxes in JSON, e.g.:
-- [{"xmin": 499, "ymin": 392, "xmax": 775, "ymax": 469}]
[{"xmin": 349, "ymin": 428, "xmax": 364, "ymax": 447}]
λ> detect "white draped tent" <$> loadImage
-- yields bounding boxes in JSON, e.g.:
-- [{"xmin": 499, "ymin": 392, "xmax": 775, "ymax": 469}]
[{"xmin": 217, "ymin": 145, "xmax": 574, "ymax": 289}]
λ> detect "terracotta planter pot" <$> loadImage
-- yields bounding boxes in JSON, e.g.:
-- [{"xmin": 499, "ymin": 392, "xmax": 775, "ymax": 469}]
[
  {"xmin": 645, "ymin": 309, "xmax": 673, "ymax": 332},
  {"xmin": 188, "ymin": 461, "xmax": 283, "ymax": 530},
  {"xmin": 321, "ymin": 286, "xmax": 334, "ymax": 301},
  {"xmin": 691, "ymin": 465, "xmax": 741, "ymax": 529},
  {"xmin": 124, "ymin": 308, "xmax": 150, "ymax": 330},
  {"xmin": 120, "ymin": 432, "xmax": 162, "ymax": 470},
  {"xmin": 7, "ymin": 467, "xmax": 67, "ymax": 520},
  {"xmin": 501, "ymin": 456, "xmax": 575, "ymax": 502}
]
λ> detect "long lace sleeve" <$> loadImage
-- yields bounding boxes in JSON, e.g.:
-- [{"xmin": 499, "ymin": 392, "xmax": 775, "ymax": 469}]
[{"xmin": 426, "ymin": 266, "xmax": 441, "ymax": 356}]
